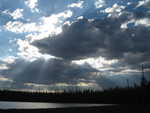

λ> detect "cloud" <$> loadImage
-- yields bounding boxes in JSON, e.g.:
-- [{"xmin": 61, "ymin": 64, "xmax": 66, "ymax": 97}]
[
  {"xmin": 0, "ymin": 8, "xmax": 24, "ymax": 27},
  {"xmin": 0, "ymin": 64, "xmax": 9, "ymax": 70},
  {"xmin": 0, "ymin": 75, "xmax": 13, "ymax": 89},
  {"xmin": 68, "ymin": 1, "xmax": 84, "ymax": 8},
  {"xmin": 136, "ymin": 0, "xmax": 150, "ymax": 8},
  {"xmin": 104, "ymin": 3, "xmax": 125, "ymax": 18},
  {"xmin": 73, "ymin": 57, "xmax": 118, "ymax": 71},
  {"xmin": 134, "ymin": 18, "xmax": 150, "ymax": 27},
  {"xmin": 25, "ymin": 0, "xmax": 39, "ymax": 12},
  {"xmin": 95, "ymin": 0, "xmax": 105, "ymax": 8},
  {"xmin": 16, "ymin": 39, "xmax": 55, "ymax": 61},
  {"xmin": 1, "ymin": 57, "xmax": 136, "ymax": 89},
  {"xmin": 0, "ymin": 75, "xmax": 13, "ymax": 82},
  {"xmin": 33, "ymin": 10, "xmax": 150, "ymax": 68},
  {"xmin": 1, "ymin": 58, "xmax": 98, "ymax": 85},
  {"xmin": 0, "ymin": 56, "xmax": 16, "ymax": 68},
  {"xmin": 0, "ymin": 10, "xmax": 12, "ymax": 25},
  {"xmin": 8, "ymin": 9, "xmax": 24, "ymax": 20},
  {"xmin": 24, "ymin": 81, "xmax": 100, "ymax": 91},
  {"xmin": 4, "ymin": 21, "xmax": 38, "ymax": 33},
  {"xmin": 4, "ymin": 10, "xmax": 72, "ymax": 39},
  {"xmin": 33, "ymin": 19, "xmax": 106, "ymax": 60}
]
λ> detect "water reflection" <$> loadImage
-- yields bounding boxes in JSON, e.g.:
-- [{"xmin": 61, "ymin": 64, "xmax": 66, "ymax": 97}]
[{"xmin": 0, "ymin": 101, "xmax": 110, "ymax": 109}]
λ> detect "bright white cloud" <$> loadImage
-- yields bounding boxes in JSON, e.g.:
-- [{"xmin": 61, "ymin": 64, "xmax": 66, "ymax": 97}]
[
  {"xmin": 25, "ymin": 0, "xmax": 39, "ymax": 12},
  {"xmin": 1, "ymin": 56, "xmax": 16, "ymax": 64},
  {"xmin": 121, "ymin": 18, "xmax": 150, "ymax": 29},
  {"xmin": 27, "ymin": 10, "xmax": 72, "ymax": 42},
  {"xmin": 77, "ymin": 16, "xmax": 84, "ymax": 20},
  {"xmin": 73, "ymin": 57, "xmax": 118, "ymax": 71},
  {"xmin": 136, "ymin": 0, "xmax": 150, "ymax": 7},
  {"xmin": 4, "ymin": 10, "xmax": 73, "ymax": 41},
  {"xmin": 95, "ymin": 0, "xmax": 105, "ymax": 8},
  {"xmin": 119, "ymin": 69, "xmax": 140, "ymax": 75},
  {"xmin": 24, "ymin": 83, "xmax": 48, "ymax": 87},
  {"xmin": 2, "ymin": 9, "xmax": 23, "ymax": 20},
  {"xmin": 55, "ymin": 83, "xmax": 70, "ymax": 87},
  {"xmin": 4, "ymin": 21, "xmax": 37, "ymax": 33},
  {"xmin": 16, "ymin": 39, "xmax": 55, "ymax": 61},
  {"xmin": 0, "ymin": 56, "xmax": 16, "ymax": 70},
  {"xmin": 77, "ymin": 82, "xmax": 98, "ymax": 87},
  {"xmin": 10, "ymin": 9, "xmax": 24, "ymax": 19},
  {"xmin": 68, "ymin": 1, "xmax": 84, "ymax": 8},
  {"xmin": 104, "ymin": 3, "xmax": 125, "ymax": 18},
  {"xmin": 0, "ymin": 64, "xmax": 9, "ymax": 70},
  {"xmin": 23, "ymin": 82, "xmax": 100, "ymax": 91},
  {"xmin": 121, "ymin": 19, "xmax": 135, "ymax": 29},
  {"xmin": 135, "ymin": 18, "xmax": 150, "ymax": 27},
  {"xmin": 127, "ymin": 2, "xmax": 132, "ymax": 5},
  {"xmin": 0, "ymin": 76, "xmax": 13, "ymax": 82}
]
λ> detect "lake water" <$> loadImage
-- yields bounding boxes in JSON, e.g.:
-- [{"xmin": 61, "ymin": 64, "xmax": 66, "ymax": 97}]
[{"xmin": 0, "ymin": 101, "xmax": 111, "ymax": 109}]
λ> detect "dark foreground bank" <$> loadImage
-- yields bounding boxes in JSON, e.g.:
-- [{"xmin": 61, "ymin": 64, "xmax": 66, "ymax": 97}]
[{"xmin": 0, "ymin": 105, "xmax": 150, "ymax": 113}]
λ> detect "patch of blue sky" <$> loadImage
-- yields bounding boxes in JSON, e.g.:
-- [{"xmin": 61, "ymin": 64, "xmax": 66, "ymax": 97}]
[
  {"xmin": 37, "ymin": 0, "xmax": 76, "ymax": 16},
  {"xmin": 0, "ymin": 30, "xmax": 25, "ymax": 57},
  {"xmin": 0, "ymin": 13, "xmax": 12, "ymax": 26},
  {"xmin": 0, "ymin": 0, "xmax": 25, "ymax": 12}
]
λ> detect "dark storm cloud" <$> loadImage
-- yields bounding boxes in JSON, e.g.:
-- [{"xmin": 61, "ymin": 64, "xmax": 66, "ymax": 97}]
[
  {"xmin": 1, "ymin": 57, "xmax": 139, "ymax": 89},
  {"xmin": 1, "ymin": 58, "xmax": 98, "ymax": 84},
  {"xmin": 33, "ymin": 19, "xmax": 106, "ymax": 60},
  {"xmin": 33, "ymin": 12, "xmax": 150, "ymax": 67},
  {"xmin": 102, "ymin": 18, "xmax": 150, "ymax": 66}
]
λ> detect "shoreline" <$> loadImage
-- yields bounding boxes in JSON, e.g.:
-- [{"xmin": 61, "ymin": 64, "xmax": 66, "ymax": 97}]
[{"xmin": 0, "ymin": 105, "xmax": 149, "ymax": 113}]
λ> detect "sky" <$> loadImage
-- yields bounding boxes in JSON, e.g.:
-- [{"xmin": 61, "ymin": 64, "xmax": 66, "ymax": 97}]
[{"xmin": 0, "ymin": 0, "xmax": 150, "ymax": 91}]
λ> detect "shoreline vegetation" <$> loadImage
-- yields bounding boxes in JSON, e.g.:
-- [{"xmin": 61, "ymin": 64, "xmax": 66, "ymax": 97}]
[{"xmin": 0, "ymin": 73, "xmax": 149, "ymax": 103}]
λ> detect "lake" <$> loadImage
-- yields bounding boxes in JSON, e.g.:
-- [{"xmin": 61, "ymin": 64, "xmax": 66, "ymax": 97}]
[{"xmin": 0, "ymin": 101, "xmax": 111, "ymax": 109}]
